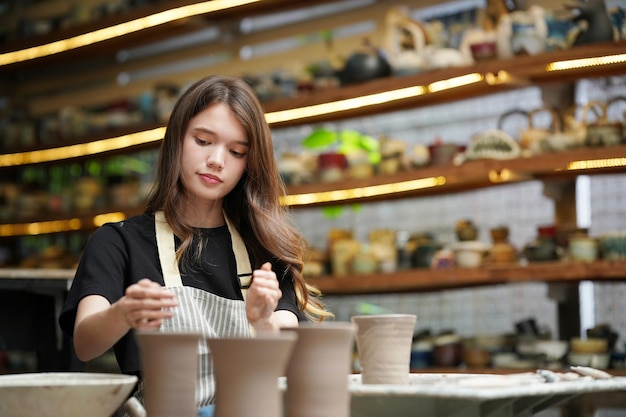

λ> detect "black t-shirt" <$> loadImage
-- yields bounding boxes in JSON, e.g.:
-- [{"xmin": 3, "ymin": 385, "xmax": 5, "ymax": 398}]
[{"xmin": 59, "ymin": 213, "xmax": 304, "ymax": 374}]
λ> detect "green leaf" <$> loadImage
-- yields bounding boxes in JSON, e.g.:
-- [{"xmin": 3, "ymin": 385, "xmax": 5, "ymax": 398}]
[
  {"xmin": 367, "ymin": 151, "xmax": 381, "ymax": 165},
  {"xmin": 359, "ymin": 134, "xmax": 380, "ymax": 152},
  {"xmin": 321, "ymin": 205, "xmax": 345, "ymax": 219},
  {"xmin": 350, "ymin": 203, "xmax": 363, "ymax": 213},
  {"xmin": 302, "ymin": 129, "xmax": 337, "ymax": 149},
  {"xmin": 339, "ymin": 129, "xmax": 363, "ymax": 144}
]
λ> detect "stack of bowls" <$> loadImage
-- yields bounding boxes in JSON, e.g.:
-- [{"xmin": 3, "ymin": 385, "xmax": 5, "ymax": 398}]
[{"xmin": 568, "ymin": 338, "xmax": 611, "ymax": 369}]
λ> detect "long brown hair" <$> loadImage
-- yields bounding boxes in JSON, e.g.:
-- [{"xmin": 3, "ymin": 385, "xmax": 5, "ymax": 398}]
[{"xmin": 145, "ymin": 75, "xmax": 332, "ymax": 321}]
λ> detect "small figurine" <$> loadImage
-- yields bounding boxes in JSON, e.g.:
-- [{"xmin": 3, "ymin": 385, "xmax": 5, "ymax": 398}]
[
  {"xmin": 564, "ymin": 0, "xmax": 615, "ymax": 46},
  {"xmin": 496, "ymin": 0, "xmax": 548, "ymax": 58}
]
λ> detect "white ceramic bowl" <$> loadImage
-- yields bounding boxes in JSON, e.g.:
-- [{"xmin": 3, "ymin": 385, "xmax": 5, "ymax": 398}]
[
  {"xmin": 517, "ymin": 340, "xmax": 569, "ymax": 361},
  {"xmin": 568, "ymin": 352, "xmax": 611, "ymax": 369},
  {"xmin": 452, "ymin": 241, "xmax": 489, "ymax": 268},
  {"xmin": 0, "ymin": 372, "xmax": 138, "ymax": 417}
]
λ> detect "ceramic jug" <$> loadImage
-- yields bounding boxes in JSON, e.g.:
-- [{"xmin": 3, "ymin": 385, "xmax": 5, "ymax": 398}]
[{"xmin": 283, "ymin": 322, "xmax": 356, "ymax": 417}]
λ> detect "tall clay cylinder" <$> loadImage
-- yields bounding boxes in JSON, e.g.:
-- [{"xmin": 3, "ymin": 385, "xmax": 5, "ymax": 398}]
[
  {"xmin": 208, "ymin": 333, "xmax": 298, "ymax": 417},
  {"xmin": 352, "ymin": 314, "xmax": 417, "ymax": 384},
  {"xmin": 283, "ymin": 322, "xmax": 357, "ymax": 417},
  {"xmin": 135, "ymin": 331, "xmax": 201, "ymax": 417}
]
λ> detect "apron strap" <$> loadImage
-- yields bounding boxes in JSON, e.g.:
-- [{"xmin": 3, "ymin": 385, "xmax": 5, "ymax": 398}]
[
  {"xmin": 224, "ymin": 215, "xmax": 252, "ymax": 300},
  {"xmin": 155, "ymin": 211, "xmax": 183, "ymax": 287},
  {"xmin": 154, "ymin": 211, "xmax": 252, "ymax": 299}
]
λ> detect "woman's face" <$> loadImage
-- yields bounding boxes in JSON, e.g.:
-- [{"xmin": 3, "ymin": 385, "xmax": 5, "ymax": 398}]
[{"xmin": 180, "ymin": 102, "xmax": 249, "ymax": 209}]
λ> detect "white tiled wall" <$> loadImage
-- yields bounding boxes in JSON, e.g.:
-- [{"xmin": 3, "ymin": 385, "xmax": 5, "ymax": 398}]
[{"xmin": 272, "ymin": 77, "xmax": 626, "ymax": 345}]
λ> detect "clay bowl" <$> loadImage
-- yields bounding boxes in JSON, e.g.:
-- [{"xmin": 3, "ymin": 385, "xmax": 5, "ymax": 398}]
[
  {"xmin": 533, "ymin": 340, "xmax": 569, "ymax": 362},
  {"xmin": 462, "ymin": 346, "xmax": 491, "ymax": 368},
  {"xmin": 452, "ymin": 241, "xmax": 489, "ymax": 268},
  {"xmin": 469, "ymin": 41, "xmax": 497, "ymax": 62},
  {"xmin": 570, "ymin": 337, "xmax": 608, "ymax": 353},
  {"xmin": 0, "ymin": 372, "xmax": 138, "ymax": 417}
]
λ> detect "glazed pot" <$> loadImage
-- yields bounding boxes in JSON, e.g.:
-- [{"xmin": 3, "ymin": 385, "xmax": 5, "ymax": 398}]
[
  {"xmin": 524, "ymin": 237, "xmax": 559, "ymax": 262},
  {"xmin": 490, "ymin": 242, "xmax": 518, "ymax": 264},
  {"xmin": 569, "ymin": 236, "xmax": 598, "ymax": 262},
  {"xmin": 452, "ymin": 241, "xmax": 489, "ymax": 268},
  {"xmin": 433, "ymin": 334, "xmax": 462, "ymax": 367},
  {"xmin": 455, "ymin": 219, "xmax": 478, "ymax": 241}
]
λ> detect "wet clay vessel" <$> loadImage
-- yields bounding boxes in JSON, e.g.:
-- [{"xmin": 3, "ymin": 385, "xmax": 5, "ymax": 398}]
[{"xmin": 283, "ymin": 322, "xmax": 356, "ymax": 417}]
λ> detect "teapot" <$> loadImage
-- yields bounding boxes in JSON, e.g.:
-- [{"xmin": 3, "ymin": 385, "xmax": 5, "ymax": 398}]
[
  {"xmin": 519, "ymin": 106, "xmax": 561, "ymax": 155},
  {"xmin": 582, "ymin": 100, "xmax": 622, "ymax": 146},
  {"xmin": 607, "ymin": 96, "xmax": 626, "ymax": 143},
  {"xmin": 337, "ymin": 38, "xmax": 391, "ymax": 85},
  {"xmin": 384, "ymin": 5, "xmax": 429, "ymax": 75}
]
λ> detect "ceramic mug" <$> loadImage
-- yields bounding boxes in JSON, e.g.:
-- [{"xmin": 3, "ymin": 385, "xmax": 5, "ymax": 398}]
[
  {"xmin": 569, "ymin": 236, "xmax": 598, "ymax": 262},
  {"xmin": 351, "ymin": 314, "xmax": 417, "ymax": 384}
]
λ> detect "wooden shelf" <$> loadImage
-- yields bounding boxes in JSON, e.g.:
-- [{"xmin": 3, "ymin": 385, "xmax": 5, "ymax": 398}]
[
  {"xmin": 0, "ymin": 205, "xmax": 145, "ymax": 237},
  {"xmin": 2, "ymin": 259, "xmax": 624, "ymax": 295},
  {"xmin": 285, "ymin": 144, "xmax": 626, "ymax": 207},
  {"xmin": 307, "ymin": 260, "xmax": 626, "ymax": 295},
  {"xmin": 1, "ymin": 144, "xmax": 625, "ymax": 231},
  {"xmin": 0, "ymin": 0, "xmax": 333, "ymax": 72},
  {"xmin": 262, "ymin": 40, "xmax": 626, "ymax": 127},
  {"xmin": 2, "ymin": 41, "xmax": 625, "ymax": 157}
]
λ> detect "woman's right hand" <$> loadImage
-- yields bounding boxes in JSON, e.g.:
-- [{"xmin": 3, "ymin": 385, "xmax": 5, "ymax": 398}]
[
  {"xmin": 74, "ymin": 279, "xmax": 177, "ymax": 361},
  {"xmin": 117, "ymin": 278, "xmax": 178, "ymax": 329}
]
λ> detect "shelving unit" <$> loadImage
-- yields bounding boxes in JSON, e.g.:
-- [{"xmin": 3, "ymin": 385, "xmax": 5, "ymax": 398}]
[{"xmin": 1, "ymin": 30, "xmax": 626, "ymax": 289}]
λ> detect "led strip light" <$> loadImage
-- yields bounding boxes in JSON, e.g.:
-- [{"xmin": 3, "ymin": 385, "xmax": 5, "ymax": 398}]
[
  {"xmin": 280, "ymin": 176, "xmax": 446, "ymax": 206},
  {"xmin": 0, "ymin": 212, "xmax": 126, "ymax": 237},
  {"xmin": 546, "ymin": 53, "xmax": 626, "ymax": 72},
  {"xmin": 0, "ymin": 0, "xmax": 261, "ymax": 66}
]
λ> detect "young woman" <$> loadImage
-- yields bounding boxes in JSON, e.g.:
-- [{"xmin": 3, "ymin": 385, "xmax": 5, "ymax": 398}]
[{"xmin": 59, "ymin": 75, "xmax": 332, "ymax": 411}]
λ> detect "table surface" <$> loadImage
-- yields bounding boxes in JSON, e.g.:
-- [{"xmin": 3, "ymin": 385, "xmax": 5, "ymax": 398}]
[
  {"xmin": 347, "ymin": 373, "xmax": 626, "ymax": 417},
  {"xmin": 348, "ymin": 373, "xmax": 626, "ymax": 400},
  {"xmin": 0, "ymin": 268, "xmax": 74, "ymax": 280}
]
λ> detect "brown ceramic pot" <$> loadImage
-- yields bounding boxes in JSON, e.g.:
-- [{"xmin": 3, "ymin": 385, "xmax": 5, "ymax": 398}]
[
  {"xmin": 135, "ymin": 331, "xmax": 202, "ymax": 417},
  {"xmin": 207, "ymin": 333, "xmax": 297, "ymax": 417},
  {"xmin": 283, "ymin": 322, "xmax": 356, "ymax": 417}
]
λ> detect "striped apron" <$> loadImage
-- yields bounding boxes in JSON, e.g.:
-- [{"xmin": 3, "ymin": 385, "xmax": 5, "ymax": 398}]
[{"xmin": 133, "ymin": 211, "xmax": 253, "ymax": 409}]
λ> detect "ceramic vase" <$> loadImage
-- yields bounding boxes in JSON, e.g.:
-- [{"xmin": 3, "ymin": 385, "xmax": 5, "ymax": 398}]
[
  {"xmin": 135, "ymin": 331, "xmax": 202, "ymax": 417},
  {"xmin": 283, "ymin": 322, "xmax": 356, "ymax": 417},
  {"xmin": 207, "ymin": 333, "xmax": 297, "ymax": 417},
  {"xmin": 351, "ymin": 314, "xmax": 417, "ymax": 384}
]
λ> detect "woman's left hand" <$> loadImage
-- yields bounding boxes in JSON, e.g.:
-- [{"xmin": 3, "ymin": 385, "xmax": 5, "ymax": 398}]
[{"xmin": 246, "ymin": 262, "xmax": 282, "ymax": 331}]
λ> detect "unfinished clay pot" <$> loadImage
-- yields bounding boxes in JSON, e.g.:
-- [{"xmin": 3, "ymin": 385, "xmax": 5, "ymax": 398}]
[
  {"xmin": 135, "ymin": 331, "xmax": 202, "ymax": 417},
  {"xmin": 283, "ymin": 322, "xmax": 356, "ymax": 417},
  {"xmin": 207, "ymin": 333, "xmax": 297, "ymax": 417},
  {"xmin": 352, "ymin": 314, "xmax": 417, "ymax": 384}
]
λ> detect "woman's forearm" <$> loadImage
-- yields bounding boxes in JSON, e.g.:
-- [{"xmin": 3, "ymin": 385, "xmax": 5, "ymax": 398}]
[{"xmin": 73, "ymin": 295, "xmax": 131, "ymax": 362}]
